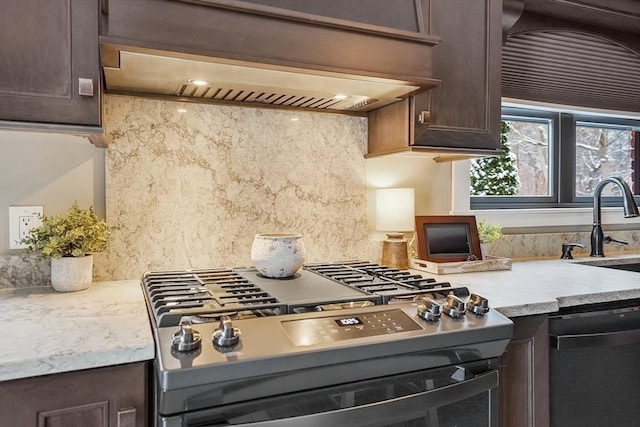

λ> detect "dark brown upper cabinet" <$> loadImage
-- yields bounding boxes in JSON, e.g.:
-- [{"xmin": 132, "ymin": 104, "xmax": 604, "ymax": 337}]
[
  {"xmin": 0, "ymin": 0, "xmax": 102, "ymax": 139},
  {"xmin": 99, "ymin": 0, "xmax": 441, "ymax": 114},
  {"xmin": 368, "ymin": 0, "xmax": 503, "ymax": 160}
]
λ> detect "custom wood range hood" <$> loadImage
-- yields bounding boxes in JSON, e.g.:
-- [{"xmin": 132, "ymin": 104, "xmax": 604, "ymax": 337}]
[{"xmin": 100, "ymin": 0, "xmax": 441, "ymax": 113}]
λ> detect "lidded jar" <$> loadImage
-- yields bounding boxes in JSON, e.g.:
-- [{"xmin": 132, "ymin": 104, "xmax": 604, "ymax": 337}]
[{"xmin": 250, "ymin": 233, "xmax": 306, "ymax": 278}]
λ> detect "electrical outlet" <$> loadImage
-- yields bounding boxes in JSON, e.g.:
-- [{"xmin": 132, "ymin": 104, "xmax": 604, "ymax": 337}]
[{"xmin": 9, "ymin": 206, "xmax": 43, "ymax": 250}]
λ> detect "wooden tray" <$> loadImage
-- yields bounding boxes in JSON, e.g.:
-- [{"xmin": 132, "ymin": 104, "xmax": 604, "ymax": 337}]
[{"xmin": 410, "ymin": 256, "xmax": 512, "ymax": 275}]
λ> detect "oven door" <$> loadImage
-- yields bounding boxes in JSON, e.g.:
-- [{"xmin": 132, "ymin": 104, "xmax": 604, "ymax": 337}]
[{"xmin": 163, "ymin": 359, "xmax": 499, "ymax": 427}]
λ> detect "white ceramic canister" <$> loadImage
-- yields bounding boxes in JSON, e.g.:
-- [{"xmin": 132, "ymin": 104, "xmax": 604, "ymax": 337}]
[{"xmin": 250, "ymin": 233, "xmax": 306, "ymax": 278}]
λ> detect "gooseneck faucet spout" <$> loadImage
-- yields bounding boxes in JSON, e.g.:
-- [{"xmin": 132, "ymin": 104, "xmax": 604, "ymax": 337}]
[{"xmin": 590, "ymin": 177, "xmax": 639, "ymax": 257}]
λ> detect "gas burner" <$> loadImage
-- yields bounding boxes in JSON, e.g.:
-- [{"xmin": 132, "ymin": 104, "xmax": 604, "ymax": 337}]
[
  {"xmin": 140, "ymin": 261, "xmax": 471, "ymax": 328},
  {"xmin": 142, "ymin": 268, "xmax": 284, "ymax": 327},
  {"xmin": 303, "ymin": 261, "xmax": 467, "ymax": 303}
]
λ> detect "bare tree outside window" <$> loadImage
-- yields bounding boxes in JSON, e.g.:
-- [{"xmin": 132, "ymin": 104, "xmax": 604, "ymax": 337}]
[
  {"xmin": 506, "ymin": 119, "xmax": 550, "ymax": 196},
  {"xmin": 575, "ymin": 124, "xmax": 634, "ymax": 197}
]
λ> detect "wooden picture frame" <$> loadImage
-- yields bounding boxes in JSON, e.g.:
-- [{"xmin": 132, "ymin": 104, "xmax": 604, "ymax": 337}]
[{"xmin": 415, "ymin": 215, "xmax": 482, "ymax": 263}]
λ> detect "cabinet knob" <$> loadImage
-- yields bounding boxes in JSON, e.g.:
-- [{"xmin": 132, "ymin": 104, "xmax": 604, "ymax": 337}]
[
  {"xmin": 78, "ymin": 78, "xmax": 95, "ymax": 96},
  {"xmin": 417, "ymin": 111, "xmax": 431, "ymax": 125},
  {"xmin": 117, "ymin": 407, "xmax": 136, "ymax": 427}
]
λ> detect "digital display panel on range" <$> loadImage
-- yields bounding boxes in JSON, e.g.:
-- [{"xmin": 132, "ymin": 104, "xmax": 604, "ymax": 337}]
[
  {"xmin": 334, "ymin": 317, "xmax": 363, "ymax": 327},
  {"xmin": 281, "ymin": 310, "xmax": 422, "ymax": 346}
]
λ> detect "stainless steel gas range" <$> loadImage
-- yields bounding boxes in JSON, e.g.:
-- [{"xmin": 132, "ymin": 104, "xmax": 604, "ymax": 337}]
[{"xmin": 141, "ymin": 261, "xmax": 513, "ymax": 427}]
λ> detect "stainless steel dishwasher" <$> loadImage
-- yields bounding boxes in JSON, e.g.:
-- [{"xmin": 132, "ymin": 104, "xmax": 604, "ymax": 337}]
[{"xmin": 549, "ymin": 299, "xmax": 640, "ymax": 427}]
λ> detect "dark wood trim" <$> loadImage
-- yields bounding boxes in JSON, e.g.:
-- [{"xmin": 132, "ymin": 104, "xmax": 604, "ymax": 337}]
[
  {"xmin": 499, "ymin": 315, "xmax": 550, "ymax": 427},
  {"xmin": 508, "ymin": 11, "xmax": 640, "ymax": 55},
  {"xmin": 503, "ymin": 0, "xmax": 525, "ymax": 39},
  {"xmin": 37, "ymin": 401, "xmax": 109, "ymax": 427},
  {"xmin": 101, "ymin": 0, "xmax": 439, "ymax": 86},
  {"xmin": 551, "ymin": 0, "xmax": 640, "ymax": 20},
  {"xmin": 170, "ymin": 0, "xmax": 440, "ymax": 43}
]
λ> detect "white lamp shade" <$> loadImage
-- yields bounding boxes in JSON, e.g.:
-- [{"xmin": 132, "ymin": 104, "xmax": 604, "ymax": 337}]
[{"xmin": 375, "ymin": 188, "xmax": 415, "ymax": 232}]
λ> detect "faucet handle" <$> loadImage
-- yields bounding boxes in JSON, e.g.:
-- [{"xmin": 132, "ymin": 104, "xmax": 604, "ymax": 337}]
[
  {"xmin": 561, "ymin": 243, "xmax": 585, "ymax": 259},
  {"xmin": 603, "ymin": 235, "xmax": 628, "ymax": 245}
]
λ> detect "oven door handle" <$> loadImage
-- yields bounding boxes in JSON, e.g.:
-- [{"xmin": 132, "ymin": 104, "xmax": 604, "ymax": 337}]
[
  {"xmin": 229, "ymin": 370, "xmax": 498, "ymax": 427},
  {"xmin": 550, "ymin": 328, "xmax": 640, "ymax": 350}
]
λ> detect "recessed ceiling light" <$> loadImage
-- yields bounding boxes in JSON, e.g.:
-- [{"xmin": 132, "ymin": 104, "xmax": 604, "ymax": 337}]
[
  {"xmin": 189, "ymin": 79, "xmax": 208, "ymax": 86},
  {"xmin": 177, "ymin": 108, "xmax": 187, "ymax": 113},
  {"xmin": 333, "ymin": 93, "xmax": 349, "ymax": 100},
  {"xmin": 291, "ymin": 117, "xmax": 299, "ymax": 122}
]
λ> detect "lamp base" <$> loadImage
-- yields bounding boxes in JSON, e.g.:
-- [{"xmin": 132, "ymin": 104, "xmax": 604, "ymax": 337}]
[{"xmin": 381, "ymin": 236, "xmax": 409, "ymax": 270}]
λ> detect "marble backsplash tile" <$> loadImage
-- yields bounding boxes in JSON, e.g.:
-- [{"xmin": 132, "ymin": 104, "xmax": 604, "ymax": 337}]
[
  {"xmin": 0, "ymin": 255, "xmax": 50, "ymax": 289},
  {"xmin": 485, "ymin": 229, "xmax": 640, "ymax": 259},
  {"xmin": 95, "ymin": 95, "xmax": 371, "ymax": 280}
]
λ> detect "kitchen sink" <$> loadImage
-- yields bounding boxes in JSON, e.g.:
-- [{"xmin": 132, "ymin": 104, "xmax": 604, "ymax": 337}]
[{"xmin": 577, "ymin": 257, "xmax": 640, "ymax": 273}]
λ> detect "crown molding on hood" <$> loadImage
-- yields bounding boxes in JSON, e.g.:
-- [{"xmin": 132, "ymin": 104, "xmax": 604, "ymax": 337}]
[{"xmin": 99, "ymin": 0, "xmax": 441, "ymax": 113}]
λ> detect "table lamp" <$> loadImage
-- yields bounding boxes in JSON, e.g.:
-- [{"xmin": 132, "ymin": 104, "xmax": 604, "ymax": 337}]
[{"xmin": 375, "ymin": 188, "xmax": 415, "ymax": 269}]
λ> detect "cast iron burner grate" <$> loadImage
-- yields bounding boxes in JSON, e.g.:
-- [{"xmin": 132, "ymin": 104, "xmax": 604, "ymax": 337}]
[
  {"xmin": 142, "ymin": 268, "xmax": 285, "ymax": 327},
  {"xmin": 303, "ymin": 261, "xmax": 468, "ymax": 303}
]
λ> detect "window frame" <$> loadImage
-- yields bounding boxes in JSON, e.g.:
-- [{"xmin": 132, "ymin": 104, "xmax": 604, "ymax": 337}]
[{"xmin": 470, "ymin": 106, "xmax": 640, "ymax": 210}]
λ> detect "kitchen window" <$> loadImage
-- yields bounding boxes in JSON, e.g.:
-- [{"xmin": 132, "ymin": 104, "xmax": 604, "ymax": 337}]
[{"xmin": 470, "ymin": 106, "xmax": 640, "ymax": 210}]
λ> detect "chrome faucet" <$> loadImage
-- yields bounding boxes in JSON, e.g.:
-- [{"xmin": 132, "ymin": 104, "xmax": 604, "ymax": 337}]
[{"xmin": 590, "ymin": 177, "xmax": 639, "ymax": 257}]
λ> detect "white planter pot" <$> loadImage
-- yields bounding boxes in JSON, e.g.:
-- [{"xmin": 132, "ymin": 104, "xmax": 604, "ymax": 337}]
[
  {"xmin": 50, "ymin": 255, "xmax": 93, "ymax": 292},
  {"xmin": 251, "ymin": 234, "xmax": 306, "ymax": 278}
]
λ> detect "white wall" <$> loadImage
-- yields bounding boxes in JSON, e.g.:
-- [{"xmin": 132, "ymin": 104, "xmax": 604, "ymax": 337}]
[
  {"xmin": 366, "ymin": 154, "xmax": 453, "ymax": 239},
  {"xmin": 0, "ymin": 130, "xmax": 105, "ymax": 254}
]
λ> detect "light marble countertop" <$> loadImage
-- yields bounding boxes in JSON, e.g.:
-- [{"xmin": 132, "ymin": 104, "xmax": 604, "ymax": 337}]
[
  {"xmin": 1, "ymin": 255, "xmax": 639, "ymax": 383},
  {"xmin": 414, "ymin": 254, "xmax": 640, "ymax": 318},
  {"xmin": 0, "ymin": 280, "xmax": 154, "ymax": 382}
]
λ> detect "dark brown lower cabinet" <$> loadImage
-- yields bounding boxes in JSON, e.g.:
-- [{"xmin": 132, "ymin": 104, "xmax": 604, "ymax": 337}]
[
  {"xmin": 499, "ymin": 315, "xmax": 549, "ymax": 427},
  {"xmin": 0, "ymin": 362, "xmax": 148, "ymax": 427}
]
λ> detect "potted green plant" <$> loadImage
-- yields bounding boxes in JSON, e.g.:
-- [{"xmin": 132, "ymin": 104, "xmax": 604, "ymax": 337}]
[
  {"xmin": 476, "ymin": 219, "xmax": 502, "ymax": 258},
  {"xmin": 21, "ymin": 202, "xmax": 112, "ymax": 292}
]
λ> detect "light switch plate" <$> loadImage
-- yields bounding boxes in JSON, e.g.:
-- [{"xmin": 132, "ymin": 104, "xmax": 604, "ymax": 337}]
[{"xmin": 9, "ymin": 206, "xmax": 43, "ymax": 249}]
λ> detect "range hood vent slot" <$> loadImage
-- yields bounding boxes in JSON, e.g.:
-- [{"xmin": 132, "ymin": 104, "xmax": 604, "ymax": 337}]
[{"xmin": 171, "ymin": 81, "xmax": 379, "ymax": 111}]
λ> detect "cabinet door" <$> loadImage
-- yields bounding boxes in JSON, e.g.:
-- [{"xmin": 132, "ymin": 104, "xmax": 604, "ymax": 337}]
[
  {"xmin": 415, "ymin": 0, "xmax": 502, "ymax": 150},
  {"xmin": 499, "ymin": 315, "xmax": 549, "ymax": 427},
  {"xmin": 0, "ymin": 0, "xmax": 100, "ymax": 126},
  {"xmin": 0, "ymin": 362, "xmax": 147, "ymax": 427}
]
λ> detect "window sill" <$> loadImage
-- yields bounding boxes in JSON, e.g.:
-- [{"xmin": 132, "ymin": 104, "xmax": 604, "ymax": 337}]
[{"xmin": 451, "ymin": 207, "xmax": 640, "ymax": 233}]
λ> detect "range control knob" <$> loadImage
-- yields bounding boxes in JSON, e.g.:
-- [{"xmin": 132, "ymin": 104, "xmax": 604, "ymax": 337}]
[
  {"xmin": 467, "ymin": 293, "xmax": 490, "ymax": 315},
  {"xmin": 417, "ymin": 297, "xmax": 442, "ymax": 322},
  {"xmin": 171, "ymin": 317, "xmax": 202, "ymax": 352},
  {"xmin": 442, "ymin": 295, "xmax": 466, "ymax": 319},
  {"xmin": 212, "ymin": 316, "xmax": 241, "ymax": 347}
]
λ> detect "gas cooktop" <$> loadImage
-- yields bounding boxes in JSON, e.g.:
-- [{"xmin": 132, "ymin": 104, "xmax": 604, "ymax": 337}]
[
  {"xmin": 141, "ymin": 260, "xmax": 513, "ymax": 421},
  {"xmin": 141, "ymin": 261, "xmax": 467, "ymax": 327}
]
